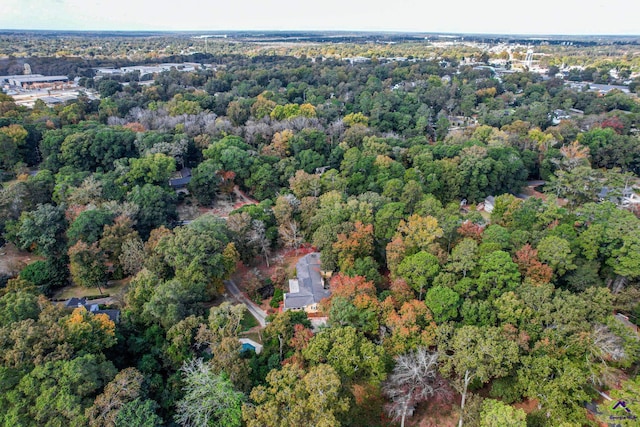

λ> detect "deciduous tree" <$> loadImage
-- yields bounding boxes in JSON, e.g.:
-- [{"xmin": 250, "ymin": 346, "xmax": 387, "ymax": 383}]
[
  {"xmin": 383, "ymin": 348, "xmax": 450, "ymax": 427},
  {"xmin": 175, "ymin": 358, "xmax": 244, "ymax": 427},
  {"xmin": 243, "ymin": 363, "xmax": 348, "ymax": 427}
]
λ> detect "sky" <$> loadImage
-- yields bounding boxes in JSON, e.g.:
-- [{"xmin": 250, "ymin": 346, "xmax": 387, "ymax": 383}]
[{"xmin": 1, "ymin": 0, "xmax": 639, "ymax": 35}]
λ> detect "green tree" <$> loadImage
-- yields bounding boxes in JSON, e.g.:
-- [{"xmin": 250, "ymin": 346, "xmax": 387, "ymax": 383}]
[
  {"xmin": 0, "ymin": 290, "xmax": 40, "ymax": 327},
  {"xmin": 374, "ymin": 202, "xmax": 406, "ymax": 242},
  {"xmin": 477, "ymin": 251, "xmax": 521, "ymax": 300},
  {"xmin": 157, "ymin": 215, "xmax": 232, "ymax": 291},
  {"xmin": 516, "ymin": 355, "xmax": 590, "ymax": 424},
  {"xmin": 127, "ymin": 184, "xmax": 177, "ymax": 239},
  {"xmin": 60, "ymin": 126, "xmax": 136, "ymax": 171},
  {"xmin": 546, "ymin": 165, "xmax": 601, "ymax": 208},
  {"xmin": 142, "ymin": 278, "xmax": 206, "ymax": 329},
  {"xmin": 425, "ymin": 286, "xmax": 460, "ymax": 323},
  {"xmin": 303, "ymin": 326, "xmax": 388, "ymax": 385},
  {"xmin": 19, "ymin": 258, "xmax": 68, "ymax": 293},
  {"xmin": 536, "ymin": 235, "xmax": 576, "ymax": 277},
  {"xmin": 442, "ymin": 326, "xmax": 520, "ymax": 427},
  {"xmin": 163, "ymin": 315, "xmax": 203, "ymax": 369},
  {"xmin": 243, "ymin": 363, "xmax": 349, "ymax": 427},
  {"xmin": 68, "ymin": 240, "xmax": 108, "ymax": 294},
  {"xmin": 86, "ymin": 367, "xmax": 145, "ymax": 427},
  {"xmin": 10, "ymin": 203, "xmax": 67, "ymax": 257},
  {"xmin": 3, "ymin": 354, "xmax": 116, "ymax": 427},
  {"xmin": 397, "ymin": 251, "xmax": 440, "ymax": 300},
  {"xmin": 98, "ymin": 80, "xmax": 123, "ymax": 97},
  {"xmin": 189, "ymin": 159, "xmax": 222, "ymax": 205},
  {"xmin": 448, "ymin": 238, "xmax": 478, "ymax": 278},
  {"xmin": 480, "ymin": 399, "xmax": 526, "ymax": 427},
  {"xmin": 115, "ymin": 399, "xmax": 163, "ymax": 427},
  {"xmin": 67, "ymin": 208, "xmax": 115, "ymax": 245},
  {"xmin": 125, "ymin": 153, "xmax": 176, "ymax": 187}
]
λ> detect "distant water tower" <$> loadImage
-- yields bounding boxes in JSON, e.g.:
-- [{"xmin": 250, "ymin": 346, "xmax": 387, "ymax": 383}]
[
  {"xmin": 525, "ymin": 49, "xmax": 533, "ymax": 69},
  {"xmin": 24, "ymin": 63, "xmax": 32, "ymax": 75}
]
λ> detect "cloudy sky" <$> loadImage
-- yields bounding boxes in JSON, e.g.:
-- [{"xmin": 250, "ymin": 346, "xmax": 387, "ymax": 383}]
[{"xmin": 1, "ymin": 0, "xmax": 638, "ymax": 35}]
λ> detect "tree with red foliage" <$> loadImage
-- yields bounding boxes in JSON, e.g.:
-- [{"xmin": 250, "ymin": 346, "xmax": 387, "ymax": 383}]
[
  {"xmin": 457, "ymin": 221, "xmax": 483, "ymax": 243},
  {"xmin": 514, "ymin": 244, "xmax": 553, "ymax": 285},
  {"xmin": 283, "ymin": 323, "xmax": 314, "ymax": 367},
  {"xmin": 599, "ymin": 116, "xmax": 625, "ymax": 134}
]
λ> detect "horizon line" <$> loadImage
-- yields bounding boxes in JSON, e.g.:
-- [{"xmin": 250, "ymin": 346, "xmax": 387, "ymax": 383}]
[{"xmin": 1, "ymin": 28, "xmax": 639, "ymax": 38}]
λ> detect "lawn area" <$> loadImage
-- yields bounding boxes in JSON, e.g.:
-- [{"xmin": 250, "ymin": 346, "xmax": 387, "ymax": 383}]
[
  {"xmin": 240, "ymin": 329, "xmax": 263, "ymax": 344},
  {"xmin": 240, "ymin": 310, "xmax": 259, "ymax": 331},
  {"xmin": 52, "ymin": 277, "xmax": 131, "ymax": 301}
]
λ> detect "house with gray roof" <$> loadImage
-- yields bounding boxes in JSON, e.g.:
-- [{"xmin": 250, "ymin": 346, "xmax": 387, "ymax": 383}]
[
  {"xmin": 169, "ymin": 167, "xmax": 192, "ymax": 195},
  {"xmin": 63, "ymin": 297, "xmax": 120, "ymax": 323},
  {"xmin": 283, "ymin": 252, "xmax": 331, "ymax": 313}
]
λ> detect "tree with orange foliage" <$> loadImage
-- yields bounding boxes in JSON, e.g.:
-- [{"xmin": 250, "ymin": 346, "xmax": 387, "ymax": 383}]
[
  {"xmin": 559, "ymin": 140, "xmax": 590, "ymax": 170},
  {"xmin": 329, "ymin": 273, "xmax": 377, "ymax": 301},
  {"xmin": 217, "ymin": 170, "xmax": 236, "ymax": 199},
  {"xmin": 326, "ymin": 274, "xmax": 380, "ymax": 336},
  {"xmin": 387, "ymin": 279, "xmax": 415, "ymax": 307},
  {"xmin": 65, "ymin": 307, "xmax": 116, "ymax": 354},
  {"xmin": 262, "ymin": 129, "xmax": 293, "ymax": 158},
  {"xmin": 333, "ymin": 221, "xmax": 374, "ymax": 270},
  {"xmin": 386, "ymin": 235, "xmax": 407, "ymax": 276},
  {"xmin": 514, "ymin": 244, "xmax": 553, "ymax": 285},
  {"xmin": 384, "ymin": 300, "xmax": 437, "ymax": 355}
]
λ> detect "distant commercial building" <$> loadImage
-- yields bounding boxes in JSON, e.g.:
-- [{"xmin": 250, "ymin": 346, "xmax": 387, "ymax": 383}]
[
  {"xmin": 0, "ymin": 74, "xmax": 44, "ymax": 84},
  {"xmin": 8, "ymin": 75, "xmax": 69, "ymax": 89},
  {"xmin": 94, "ymin": 63, "xmax": 207, "ymax": 79}
]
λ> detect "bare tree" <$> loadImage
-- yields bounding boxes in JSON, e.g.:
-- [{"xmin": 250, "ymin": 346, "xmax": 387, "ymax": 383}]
[
  {"xmin": 119, "ymin": 237, "xmax": 146, "ymax": 276},
  {"xmin": 250, "ymin": 220, "xmax": 271, "ymax": 267},
  {"xmin": 383, "ymin": 348, "xmax": 451, "ymax": 427},
  {"xmin": 174, "ymin": 358, "xmax": 244, "ymax": 427},
  {"xmin": 278, "ymin": 219, "xmax": 303, "ymax": 252}
]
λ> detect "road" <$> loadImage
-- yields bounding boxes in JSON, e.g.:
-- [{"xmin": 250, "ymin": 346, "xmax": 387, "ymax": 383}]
[{"xmin": 224, "ymin": 279, "xmax": 268, "ymax": 327}]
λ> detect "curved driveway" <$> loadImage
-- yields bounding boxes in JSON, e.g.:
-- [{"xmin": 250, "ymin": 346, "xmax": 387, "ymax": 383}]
[{"xmin": 224, "ymin": 279, "xmax": 268, "ymax": 327}]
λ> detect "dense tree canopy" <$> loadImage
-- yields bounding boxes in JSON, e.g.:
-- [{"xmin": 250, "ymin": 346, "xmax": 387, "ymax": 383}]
[{"xmin": 1, "ymin": 35, "xmax": 640, "ymax": 427}]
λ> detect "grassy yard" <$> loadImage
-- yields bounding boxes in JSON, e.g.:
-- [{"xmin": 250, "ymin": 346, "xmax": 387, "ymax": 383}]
[
  {"xmin": 52, "ymin": 277, "xmax": 131, "ymax": 301},
  {"xmin": 240, "ymin": 330, "xmax": 263, "ymax": 344},
  {"xmin": 240, "ymin": 310, "xmax": 259, "ymax": 331}
]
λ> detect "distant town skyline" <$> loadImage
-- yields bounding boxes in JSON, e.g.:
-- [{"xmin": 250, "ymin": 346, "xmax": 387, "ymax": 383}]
[{"xmin": 2, "ymin": 0, "xmax": 639, "ymax": 36}]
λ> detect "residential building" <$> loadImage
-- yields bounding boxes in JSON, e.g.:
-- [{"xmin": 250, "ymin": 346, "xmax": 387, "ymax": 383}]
[
  {"xmin": 283, "ymin": 252, "xmax": 331, "ymax": 313},
  {"xmin": 169, "ymin": 167, "xmax": 192, "ymax": 195},
  {"xmin": 63, "ymin": 297, "xmax": 120, "ymax": 323}
]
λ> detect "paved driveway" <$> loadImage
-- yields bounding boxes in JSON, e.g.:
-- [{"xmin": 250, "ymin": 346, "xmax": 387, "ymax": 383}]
[{"xmin": 224, "ymin": 279, "xmax": 268, "ymax": 327}]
